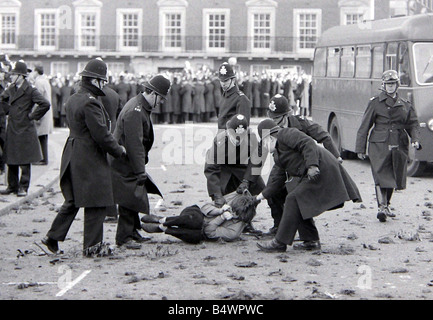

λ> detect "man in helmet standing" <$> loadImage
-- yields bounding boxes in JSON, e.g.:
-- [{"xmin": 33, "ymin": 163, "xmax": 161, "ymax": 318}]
[
  {"xmin": 356, "ymin": 70, "xmax": 420, "ymax": 223},
  {"xmin": 217, "ymin": 62, "xmax": 251, "ymax": 130},
  {"xmin": 42, "ymin": 59, "xmax": 126, "ymax": 256},
  {"xmin": 110, "ymin": 74, "xmax": 169, "ymax": 249}
]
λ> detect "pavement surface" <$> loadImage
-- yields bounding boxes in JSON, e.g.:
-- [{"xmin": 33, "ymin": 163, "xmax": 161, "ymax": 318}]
[{"xmin": 0, "ymin": 128, "xmax": 69, "ymax": 216}]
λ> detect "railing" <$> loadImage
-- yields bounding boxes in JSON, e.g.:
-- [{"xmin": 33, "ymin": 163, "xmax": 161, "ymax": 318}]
[{"xmin": 3, "ymin": 35, "xmax": 315, "ymax": 56}]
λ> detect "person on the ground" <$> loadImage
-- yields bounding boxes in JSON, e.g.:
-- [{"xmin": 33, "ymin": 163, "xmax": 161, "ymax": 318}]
[{"xmin": 355, "ymin": 70, "xmax": 420, "ymax": 222}]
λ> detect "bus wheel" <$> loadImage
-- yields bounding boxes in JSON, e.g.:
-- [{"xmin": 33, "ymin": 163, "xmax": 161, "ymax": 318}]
[
  {"xmin": 407, "ymin": 146, "xmax": 426, "ymax": 177},
  {"xmin": 329, "ymin": 117, "xmax": 341, "ymax": 154}
]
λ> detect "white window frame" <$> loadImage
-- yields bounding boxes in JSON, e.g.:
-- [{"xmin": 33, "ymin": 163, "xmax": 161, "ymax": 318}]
[
  {"xmin": 340, "ymin": 6, "xmax": 369, "ymax": 25},
  {"xmin": 203, "ymin": 8, "xmax": 230, "ymax": 53},
  {"xmin": 247, "ymin": 6, "xmax": 275, "ymax": 53},
  {"xmin": 51, "ymin": 61, "xmax": 69, "ymax": 76},
  {"xmin": 159, "ymin": 6, "xmax": 186, "ymax": 52},
  {"xmin": 0, "ymin": 2, "xmax": 20, "ymax": 49},
  {"xmin": 116, "ymin": 8, "xmax": 142, "ymax": 52},
  {"xmin": 107, "ymin": 62, "xmax": 125, "ymax": 76},
  {"xmin": 74, "ymin": 3, "xmax": 101, "ymax": 51},
  {"xmin": 293, "ymin": 8, "xmax": 322, "ymax": 54},
  {"xmin": 35, "ymin": 8, "xmax": 58, "ymax": 51}
]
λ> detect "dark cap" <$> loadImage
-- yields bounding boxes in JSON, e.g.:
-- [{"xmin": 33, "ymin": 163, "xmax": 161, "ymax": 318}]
[
  {"xmin": 268, "ymin": 94, "xmax": 290, "ymax": 118},
  {"xmin": 79, "ymin": 59, "xmax": 108, "ymax": 81},
  {"xmin": 143, "ymin": 74, "xmax": 171, "ymax": 100},
  {"xmin": 218, "ymin": 62, "xmax": 236, "ymax": 81},
  {"xmin": 257, "ymin": 119, "xmax": 280, "ymax": 140},
  {"xmin": 382, "ymin": 70, "xmax": 399, "ymax": 83},
  {"xmin": 10, "ymin": 61, "xmax": 32, "ymax": 76},
  {"xmin": 226, "ymin": 114, "xmax": 248, "ymax": 133}
]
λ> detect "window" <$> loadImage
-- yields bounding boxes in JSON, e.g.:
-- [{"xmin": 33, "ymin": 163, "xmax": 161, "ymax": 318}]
[
  {"xmin": 163, "ymin": 13, "xmax": 182, "ymax": 49},
  {"xmin": 250, "ymin": 64, "xmax": 270, "ymax": 75},
  {"xmin": 107, "ymin": 62, "xmax": 125, "ymax": 75},
  {"xmin": 398, "ymin": 42, "xmax": 411, "ymax": 86},
  {"xmin": 247, "ymin": 1, "xmax": 276, "ymax": 53},
  {"xmin": 327, "ymin": 47, "xmax": 340, "ymax": 77},
  {"xmin": 345, "ymin": 13, "xmax": 363, "ymax": 25},
  {"xmin": 74, "ymin": 1, "xmax": 102, "ymax": 51},
  {"xmin": 294, "ymin": 9, "xmax": 321, "ymax": 52},
  {"xmin": 35, "ymin": 9, "xmax": 58, "ymax": 50},
  {"xmin": 117, "ymin": 9, "xmax": 142, "ymax": 51},
  {"xmin": 0, "ymin": 13, "xmax": 16, "ymax": 47},
  {"xmin": 340, "ymin": 46, "xmax": 355, "ymax": 77},
  {"xmin": 386, "ymin": 42, "xmax": 398, "ymax": 71},
  {"xmin": 78, "ymin": 13, "xmax": 97, "ymax": 49},
  {"xmin": 355, "ymin": 45, "xmax": 371, "ymax": 78},
  {"xmin": 372, "ymin": 44, "xmax": 384, "ymax": 78},
  {"xmin": 203, "ymin": 9, "xmax": 229, "ymax": 52},
  {"xmin": 313, "ymin": 47, "xmax": 326, "ymax": 77},
  {"xmin": 51, "ymin": 61, "xmax": 69, "ymax": 76},
  {"xmin": 252, "ymin": 13, "xmax": 271, "ymax": 50}
]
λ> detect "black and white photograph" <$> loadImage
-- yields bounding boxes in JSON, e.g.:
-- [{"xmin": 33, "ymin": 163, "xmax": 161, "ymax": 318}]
[{"xmin": 0, "ymin": 0, "xmax": 433, "ymax": 306}]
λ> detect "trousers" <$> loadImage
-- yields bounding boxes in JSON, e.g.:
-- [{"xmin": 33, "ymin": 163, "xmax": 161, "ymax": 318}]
[
  {"xmin": 163, "ymin": 205, "xmax": 204, "ymax": 244},
  {"xmin": 7, "ymin": 164, "xmax": 30, "ymax": 191},
  {"xmin": 116, "ymin": 205, "xmax": 141, "ymax": 245}
]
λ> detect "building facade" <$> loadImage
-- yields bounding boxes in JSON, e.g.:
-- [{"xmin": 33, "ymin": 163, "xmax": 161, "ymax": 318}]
[{"xmin": 0, "ymin": 0, "xmax": 431, "ymax": 76}]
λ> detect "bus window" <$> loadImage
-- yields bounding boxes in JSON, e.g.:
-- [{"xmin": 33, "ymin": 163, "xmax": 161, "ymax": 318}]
[
  {"xmin": 413, "ymin": 42, "xmax": 433, "ymax": 85},
  {"xmin": 398, "ymin": 42, "xmax": 411, "ymax": 86},
  {"xmin": 386, "ymin": 42, "xmax": 398, "ymax": 70},
  {"xmin": 327, "ymin": 47, "xmax": 340, "ymax": 77},
  {"xmin": 313, "ymin": 47, "xmax": 326, "ymax": 77},
  {"xmin": 372, "ymin": 44, "xmax": 384, "ymax": 78},
  {"xmin": 356, "ymin": 45, "xmax": 371, "ymax": 78},
  {"xmin": 340, "ymin": 46, "xmax": 355, "ymax": 78}
]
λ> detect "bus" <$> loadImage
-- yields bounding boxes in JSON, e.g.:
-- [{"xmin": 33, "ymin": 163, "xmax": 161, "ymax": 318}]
[{"xmin": 312, "ymin": 14, "xmax": 433, "ymax": 176}]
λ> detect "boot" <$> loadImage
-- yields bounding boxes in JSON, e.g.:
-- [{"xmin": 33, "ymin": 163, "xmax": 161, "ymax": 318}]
[
  {"xmin": 385, "ymin": 188, "xmax": 396, "ymax": 217},
  {"xmin": 375, "ymin": 185, "xmax": 388, "ymax": 223}
]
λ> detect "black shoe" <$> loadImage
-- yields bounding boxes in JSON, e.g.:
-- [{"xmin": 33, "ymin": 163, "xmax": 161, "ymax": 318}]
[
  {"xmin": 293, "ymin": 240, "xmax": 321, "ymax": 251},
  {"xmin": 256, "ymin": 239, "xmax": 287, "ymax": 252},
  {"xmin": 384, "ymin": 207, "xmax": 396, "ymax": 218},
  {"xmin": 377, "ymin": 210, "xmax": 387, "ymax": 222},
  {"xmin": 0, "ymin": 187, "xmax": 18, "ymax": 195},
  {"xmin": 41, "ymin": 236, "xmax": 59, "ymax": 254},
  {"xmin": 132, "ymin": 230, "xmax": 151, "ymax": 243},
  {"xmin": 120, "ymin": 240, "xmax": 142, "ymax": 250},
  {"xmin": 243, "ymin": 223, "xmax": 263, "ymax": 235},
  {"xmin": 17, "ymin": 188, "xmax": 28, "ymax": 197},
  {"xmin": 141, "ymin": 223, "xmax": 163, "ymax": 233},
  {"xmin": 140, "ymin": 214, "xmax": 162, "ymax": 224}
]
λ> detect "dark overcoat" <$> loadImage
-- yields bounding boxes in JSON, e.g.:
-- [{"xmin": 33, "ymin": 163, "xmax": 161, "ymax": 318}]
[
  {"xmin": 192, "ymin": 81, "xmax": 205, "ymax": 114},
  {"xmin": 170, "ymin": 82, "xmax": 182, "ymax": 115},
  {"xmin": 109, "ymin": 94, "xmax": 162, "ymax": 213},
  {"xmin": 1, "ymin": 80, "xmax": 50, "ymax": 165},
  {"xmin": 204, "ymin": 129, "xmax": 265, "ymax": 198},
  {"xmin": 60, "ymin": 83, "xmax": 124, "ymax": 208},
  {"xmin": 217, "ymin": 85, "xmax": 251, "ymax": 130},
  {"xmin": 262, "ymin": 128, "xmax": 361, "ymax": 220},
  {"xmin": 180, "ymin": 82, "xmax": 193, "ymax": 114},
  {"xmin": 251, "ymin": 80, "xmax": 261, "ymax": 110},
  {"xmin": 260, "ymin": 78, "xmax": 270, "ymax": 109},
  {"xmin": 355, "ymin": 92, "xmax": 420, "ymax": 189},
  {"xmin": 204, "ymin": 81, "xmax": 215, "ymax": 113},
  {"xmin": 100, "ymin": 85, "xmax": 122, "ymax": 133},
  {"xmin": 212, "ymin": 78, "xmax": 222, "ymax": 110}
]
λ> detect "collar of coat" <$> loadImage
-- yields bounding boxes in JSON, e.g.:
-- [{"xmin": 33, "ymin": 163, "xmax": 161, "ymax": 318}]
[
  {"xmin": 378, "ymin": 91, "xmax": 406, "ymax": 107},
  {"xmin": 9, "ymin": 79, "xmax": 31, "ymax": 103},
  {"xmin": 79, "ymin": 81, "xmax": 106, "ymax": 98},
  {"xmin": 222, "ymin": 84, "xmax": 240, "ymax": 97},
  {"xmin": 137, "ymin": 93, "xmax": 153, "ymax": 112}
]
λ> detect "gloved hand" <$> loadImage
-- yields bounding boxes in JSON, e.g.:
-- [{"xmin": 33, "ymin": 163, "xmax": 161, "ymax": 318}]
[
  {"xmin": 213, "ymin": 194, "xmax": 226, "ymax": 208},
  {"xmin": 357, "ymin": 153, "xmax": 367, "ymax": 160},
  {"xmin": 137, "ymin": 172, "xmax": 148, "ymax": 186},
  {"xmin": 222, "ymin": 211, "xmax": 233, "ymax": 220},
  {"xmin": 120, "ymin": 146, "xmax": 127, "ymax": 159},
  {"xmin": 412, "ymin": 141, "xmax": 421, "ymax": 150},
  {"xmin": 337, "ymin": 156, "xmax": 343, "ymax": 164},
  {"xmin": 307, "ymin": 166, "xmax": 320, "ymax": 181},
  {"xmin": 236, "ymin": 179, "xmax": 250, "ymax": 194}
]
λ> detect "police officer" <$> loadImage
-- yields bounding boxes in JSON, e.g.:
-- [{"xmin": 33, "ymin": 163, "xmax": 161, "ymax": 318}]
[
  {"xmin": 255, "ymin": 94, "xmax": 342, "ymax": 234},
  {"xmin": 42, "ymin": 59, "xmax": 126, "ymax": 256},
  {"xmin": 205, "ymin": 114, "xmax": 265, "ymax": 234},
  {"xmin": 356, "ymin": 70, "xmax": 420, "ymax": 223},
  {"xmin": 217, "ymin": 62, "xmax": 251, "ymax": 130},
  {"xmin": 111, "ymin": 75, "xmax": 169, "ymax": 249}
]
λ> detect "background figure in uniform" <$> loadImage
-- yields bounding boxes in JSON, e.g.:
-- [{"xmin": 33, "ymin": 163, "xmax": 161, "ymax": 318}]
[
  {"xmin": 42, "ymin": 59, "xmax": 126, "ymax": 256},
  {"xmin": 0, "ymin": 66, "xmax": 8, "ymax": 176},
  {"xmin": 32, "ymin": 64, "xmax": 53, "ymax": 166},
  {"xmin": 109, "ymin": 74, "xmax": 169, "ymax": 249},
  {"xmin": 141, "ymin": 192, "xmax": 260, "ymax": 244},
  {"xmin": 256, "ymin": 119, "xmax": 362, "ymax": 252},
  {"xmin": 0, "ymin": 61, "xmax": 50, "ymax": 197},
  {"xmin": 217, "ymin": 62, "xmax": 251, "ymax": 130},
  {"xmin": 180, "ymin": 78, "xmax": 193, "ymax": 123},
  {"xmin": 59, "ymin": 78, "xmax": 73, "ymax": 128},
  {"xmin": 115, "ymin": 75, "xmax": 131, "ymax": 109},
  {"xmin": 170, "ymin": 77, "xmax": 182, "ymax": 124},
  {"xmin": 263, "ymin": 94, "xmax": 342, "ymax": 234},
  {"xmin": 356, "ymin": 70, "xmax": 420, "ymax": 223}
]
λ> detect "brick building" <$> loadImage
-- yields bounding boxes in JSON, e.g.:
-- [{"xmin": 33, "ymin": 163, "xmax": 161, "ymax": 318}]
[{"xmin": 0, "ymin": 0, "xmax": 431, "ymax": 76}]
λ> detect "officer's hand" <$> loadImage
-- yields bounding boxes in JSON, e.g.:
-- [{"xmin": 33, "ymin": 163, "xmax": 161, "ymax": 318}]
[
  {"xmin": 357, "ymin": 153, "xmax": 367, "ymax": 160},
  {"xmin": 222, "ymin": 211, "xmax": 233, "ymax": 220},
  {"xmin": 120, "ymin": 146, "xmax": 127, "ymax": 158},
  {"xmin": 236, "ymin": 179, "xmax": 250, "ymax": 194},
  {"xmin": 337, "ymin": 156, "xmax": 343, "ymax": 164},
  {"xmin": 256, "ymin": 193, "xmax": 265, "ymax": 201},
  {"xmin": 136, "ymin": 172, "xmax": 148, "ymax": 186},
  {"xmin": 213, "ymin": 194, "xmax": 226, "ymax": 208},
  {"xmin": 307, "ymin": 166, "xmax": 320, "ymax": 181},
  {"xmin": 412, "ymin": 141, "xmax": 420, "ymax": 150}
]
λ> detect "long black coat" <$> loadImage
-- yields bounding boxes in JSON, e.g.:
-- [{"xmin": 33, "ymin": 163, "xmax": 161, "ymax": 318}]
[
  {"xmin": 262, "ymin": 128, "xmax": 361, "ymax": 220},
  {"xmin": 61, "ymin": 83, "xmax": 124, "ymax": 208},
  {"xmin": 355, "ymin": 92, "xmax": 420, "ymax": 189},
  {"xmin": 109, "ymin": 94, "xmax": 162, "ymax": 213},
  {"xmin": 100, "ymin": 86, "xmax": 122, "ymax": 133},
  {"xmin": 204, "ymin": 129, "xmax": 265, "ymax": 198},
  {"xmin": 180, "ymin": 82, "xmax": 193, "ymax": 114},
  {"xmin": 0, "ymin": 80, "xmax": 50, "ymax": 165},
  {"xmin": 170, "ymin": 82, "xmax": 182, "ymax": 115},
  {"xmin": 217, "ymin": 85, "xmax": 251, "ymax": 130}
]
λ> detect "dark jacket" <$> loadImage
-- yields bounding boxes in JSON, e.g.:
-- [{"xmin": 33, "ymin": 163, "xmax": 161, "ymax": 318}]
[
  {"xmin": 192, "ymin": 80, "xmax": 205, "ymax": 114},
  {"xmin": 217, "ymin": 84, "xmax": 251, "ymax": 130},
  {"xmin": 170, "ymin": 81, "xmax": 182, "ymax": 115},
  {"xmin": 0, "ymin": 80, "xmax": 50, "ymax": 165},
  {"xmin": 204, "ymin": 81, "xmax": 215, "ymax": 113},
  {"xmin": 180, "ymin": 82, "xmax": 193, "ymax": 113},
  {"xmin": 60, "ymin": 82, "xmax": 124, "ymax": 208},
  {"xmin": 100, "ymin": 86, "xmax": 122, "ymax": 133},
  {"xmin": 109, "ymin": 94, "xmax": 162, "ymax": 213},
  {"xmin": 355, "ymin": 92, "xmax": 420, "ymax": 189},
  {"xmin": 262, "ymin": 128, "xmax": 361, "ymax": 219}
]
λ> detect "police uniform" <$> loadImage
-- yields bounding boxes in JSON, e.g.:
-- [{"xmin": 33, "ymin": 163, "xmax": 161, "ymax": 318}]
[{"xmin": 217, "ymin": 63, "xmax": 251, "ymax": 130}]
